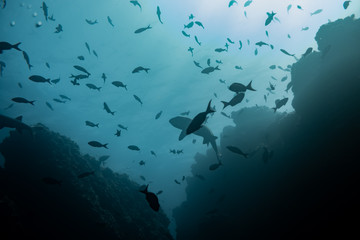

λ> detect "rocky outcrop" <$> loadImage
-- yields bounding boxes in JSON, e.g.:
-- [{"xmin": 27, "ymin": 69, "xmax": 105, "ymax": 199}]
[
  {"xmin": 173, "ymin": 16, "xmax": 360, "ymax": 240},
  {"xmin": 0, "ymin": 124, "xmax": 173, "ymax": 240}
]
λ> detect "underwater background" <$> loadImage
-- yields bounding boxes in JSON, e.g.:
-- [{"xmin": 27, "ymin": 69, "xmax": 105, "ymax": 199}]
[{"xmin": 1, "ymin": 0, "xmax": 360, "ymax": 239}]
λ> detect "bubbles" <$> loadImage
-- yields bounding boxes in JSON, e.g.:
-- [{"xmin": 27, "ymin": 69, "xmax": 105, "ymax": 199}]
[
  {"xmin": 33, "ymin": 12, "xmax": 38, "ymax": 17},
  {"xmin": 35, "ymin": 21, "xmax": 42, "ymax": 28},
  {"xmin": 10, "ymin": 21, "xmax": 16, "ymax": 27}
]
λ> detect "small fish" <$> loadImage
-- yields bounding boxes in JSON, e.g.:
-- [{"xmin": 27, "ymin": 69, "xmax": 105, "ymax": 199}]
[
  {"xmin": 207, "ymin": 59, "xmax": 211, "ymax": 66},
  {"xmin": 88, "ymin": 141, "xmax": 108, "ymax": 149},
  {"xmin": 155, "ymin": 111, "xmax": 162, "ymax": 120},
  {"xmin": 285, "ymin": 81, "xmax": 293, "ymax": 93},
  {"xmin": 176, "ymin": 150, "xmax": 183, "ymax": 154},
  {"xmin": 256, "ymin": 41, "xmax": 269, "ymax": 47},
  {"xmin": 194, "ymin": 36, "xmax": 201, "ymax": 46},
  {"xmin": 22, "ymin": 51, "xmax": 33, "ymax": 70},
  {"xmin": 53, "ymin": 98, "xmax": 66, "ymax": 103},
  {"xmin": 130, "ymin": 0, "xmax": 142, "ymax": 11},
  {"xmin": 215, "ymin": 60, "xmax": 222, "ymax": 64},
  {"xmin": 139, "ymin": 160, "xmax": 145, "ymax": 166},
  {"xmin": 128, "ymin": 145, "xmax": 140, "ymax": 151},
  {"xmin": 42, "ymin": 177, "xmax": 61, "ymax": 185},
  {"xmin": 281, "ymin": 75, "xmax": 288, "ymax": 82},
  {"xmin": 103, "ymin": 102, "xmax": 115, "ymax": 115},
  {"xmin": 59, "ymin": 94, "xmax": 71, "ymax": 101},
  {"xmin": 78, "ymin": 56, "xmax": 85, "ymax": 60},
  {"xmin": 170, "ymin": 149, "xmax": 176, "ymax": 154},
  {"xmin": 85, "ymin": 121, "xmax": 99, "ymax": 128},
  {"xmin": 132, "ymin": 66, "xmax": 150, "ymax": 73},
  {"xmin": 45, "ymin": 62, "xmax": 50, "ymax": 69},
  {"xmin": 133, "ymin": 94, "xmax": 143, "ymax": 105},
  {"xmin": 78, "ymin": 171, "xmax": 95, "ymax": 178},
  {"xmin": 219, "ymin": 79, "xmax": 226, "ymax": 84},
  {"xmin": 254, "ymin": 48, "xmax": 258, "ymax": 56},
  {"xmin": 227, "ymin": 146, "xmax": 248, "ymax": 158},
  {"xmin": 85, "ymin": 42, "xmax": 91, "ymax": 54},
  {"xmin": 45, "ymin": 102, "xmax": 54, "ymax": 111},
  {"xmin": 151, "ymin": 151, "xmax": 157, "ymax": 157},
  {"xmin": 70, "ymin": 74, "xmax": 89, "ymax": 80},
  {"xmin": 182, "ymin": 31, "xmax": 190, "ymax": 37},
  {"xmin": 287, "ymin": 4, "xmax": 292, "ymax": 13},
  {"xmin": 301, "ymin": 27, "xmax": 309, "ymax": 31},
  {"xmin": 140, "ymin": 176, "xmax": 146, "ymax": 181},
  {"xmin": 343, "ymin": 1, "xmax": 351, "ymax": 10},
  {"xmin": 239, "ymin": 40, "xmax": 242, "ymax": 50},
  {"xmin": 280, "ymin": 49, "xmax": 295, "ymax": 57},
  {"xmin": 287, "ymin": 34, "xmax": 291, "ymax": 39},
  {"xmin": 227, "ymin": 38, "xmax": 234, "ymax": 44},
  {"xmin": 0, "ymin": 41, "xmax": 21, "ymax": 54},
  {"xmin": 41, "ymin": 2, "xmax": 48, "ymax": 21},
  {"xmin": 118, "ymin": 124, "xmax": 128, "ymax": 130},
  {"xmin": 265, "ymin": 11, "xmax": 276, "ymax": 26},
  {"xmin": 139, "ymin": 185, "xmax": 160, "ymax": 212},
  {"xmin": 156, "ymin": 6, "xmax": 163, "ymax": 24},
  {"xmin": 85, "ymin": 19, "xmax": 98, "ymax": 25},
  {"xmin": 297, "ymin": 5, "xmax": 303, "ymax": 10},
  {"xmin": 74, "ymin": 65, "xmax": 91, "ymax": 76},
  {"xmin": 310, "ymin": 9, "xmax": 322, "ymax": 16},
  {"xmin": 112, "ymin": 81, "xmax": 127, "ymax": 90},
  {"xmin": 54, "ymin": 24, "xmax": 63, "ymax": 33},
  {"xmin": 186, "ymin": 100, "xmax": 215, "ymax": 135},
  {"xmin": 244, "ymin": 11, "xmax": 247, "ymax": 18},
  {"xmin": 101, "ymin": 73, "xmax": 107, "ymax": 83},
  {"xmin": 195, "ymin": 21, "xmax": 204, "ymax": 29},
  {"xmin": 92, "ymin": 50, "xmax": 98, "ymax": 58},
  {"xmin": 184, "ymin": 21, "xmax": 194, "ymax": 29},
  {"xmin": 214, "ymin": 93, "xmax": 218, "ymax": 98},
  {"xmin": 209, "ymin": 161, "xmax": 222, "ymax": 171},
  {"xmin": 244, "ymin": 0, "xmax": 252, "ymax": 7},
  {"xmin": 225, "ymin": 43, "xmax": 229, "ymax": 50},
  {"xmin": 269, "ymin": 65, "xmax": 276, "ymax": 69},
  {"xmin": 215, "ymin": 48, "xmax": 227, "ymax": 52},
  {"xmin": 189, "ymin": 14, "xmax": 194, "ymax": 20},
  {"xmin": 29, "ymin": 75, "xmax": 51, "ymax": 84},
  {"xmin": 247, "ymin": 39, "xmax": 250, "ymax": 45},
  {"xmin": 188, "ymin": 47, "xmax": 194, "ymax": 56},
  {"xmin": 107, "ymin": 16, "xmax": 114, "ymax": 27},
  {"xmin": 180, "ymin": 111, "xmax": 190, "ymax": 116},
  {"xmin": 272, "ymin": 97, "xmax": 288, "ymax": 112},
  {"xmin": 134, "ymin": 25, "xmax": 151, "ymax": 34},
  {"xmin": 229, "ymin": 80, "xmax": 256, "ymax": 93},
  {"xmin": 193, "ymin": 61, "xmax": 202, "ymax": 68},
  {"xmin": 221, "ymin": 92, "xmax": 245, "ymax": 109},
  {"xmin": 156, "ymin": 190, "xmax": 163, "ymax": 195},
  {"xmin": 264, "ymin": 94, "xmax": 267, "ymax": 102},
  {"xmin": 228, "ymin": 0, "xmax": 237, "ymax": 8},
  {"xmin": 270, "ymin": 44, "xmax": 274, "ymax": 49},
  {"xmin": 174, "ymin": 179, "xmax": 181, "ymax": 185},
  {"xmin": 201, "ymin": 66, "xmax": 220, "ymax": 74},
  {"xmin": 269, "ymin": 82, "xmax": 275, "ymax": 90},
  {"xmin": 271, "ymin": 76, "xmax": 277, "ymax": 81},
  {"xmin": 235, "ymin": 65, "xmax": 243, "ymax": 70},
  {"xmin": 302, "ymin": 47, "xmax": 313, "ymax": 57},
  {"xmin": 86, "ymin": 83, "xmax": 101, "ymax": 91},
  {"xmin": 114, "ymin": 129, "xmax": 121, "ymax": 137}
]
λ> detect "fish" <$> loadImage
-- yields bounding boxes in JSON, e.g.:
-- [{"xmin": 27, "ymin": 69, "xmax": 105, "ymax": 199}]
[
  {"xmin": 41, "ymin": 2, "xmax": 48, "ymax": 21},
  {"xmin": 343, "ymin": 1, "xmax": 351, "ymax": 10},
  {"xmin": 59, "ymin": 94, "xmax": 71, "ymax": 101},
  {"xmin": 215, "ymin": 48, "xmax": 227, "ymax": 53},
  {"xmin": 45, "ymin": 62, "xmax": 50, "ymax": 69},
  {"xmin": 54, "ymin": 24, "xmax": 63, "ymax": 33},
  {"xmin": 88, "ymin": 141, "xmax": 108, "ymax": 149},
  {"xmin": 281, "ymin": 75, "xmax": 288, "ymax": 82},
  {"xmin": 209, "ymin": 161, "xmax": 222, "ymax": 171},
  {"xmin": 226, "ymin": 146, "xmax": 248, "ymax": 158},
  {"xmin": 128, "ymin": 145, "xmax": 140, "ymax": 151},
  {"xmin": 287, "ymin": 4, "xmax": 292, "ymax": 13},
  {"xmin": 114, "ymin": 129, "xmax": 121, "ymax": 137},
  {"xmin": 255, "ymin": 48, "xmax": 258, "ymax": 55},
  {"xmin": 214, "ymin": 93, "xmax": 218, "ymax": 98},
  {"xmin": 42, "ymin": 177, "xmax": 61, "ymax": 185},
  {"xmin": 201, "ymin": 66, "xmax": 220, "ymax": 74},
  {"xmin": 269, "ymin": 82, "xmax": 275, "ymax": 90},
  {"xmin": 78, "ymin": 171, "xmax": 95, "ymax": 178},
  {"xmin": 265, "ymin": 11, "xmax": 276, "ymax": 26},
  {"xmin": 0, "ymin": 42, "xmax": 21, "ymax": 54},
  {"xmin": 225, "ymin": 43, "xmax": 229, "ymax": 50},
  {"xmin": 0, "ymin": 114, "xmax": 32, "ymax": 133},
  {"xmin": 133, "ymin": 95, "xmax": 143, "ymax": 105},
  {"xmin": 16, "ymin": 82, "xmax": 21, "ymax": 88},
  {"xmin": 180, "ymin": 111, "xmax": 190, "ymax": 116},
  {"xmin": 85, "ymin": 42, "xmax": 91, "ymax": 54},
  {"xmin": 297, "ymin": 5, "xmax": 303, "ymax": 10},
  {"xmin": 221, "ymin": 112, "xmax": 231, "ymax": 119},
  {"xmin": 85, "ymin": 121, "xmax": 99, "ymax": 128},
  {"xmin": 46, "ymin": 102, "xmax": 54, "ymax": 111},
  {"xmin": 228, "ymin": 0, "xmax": 237, "ymax": 8},
  {"xmin": 140, "ymin": 185, "xmax": 160, "ymax": 212},
  {"xmin": 134, "ymin": 25, "xmax": 151, "ymax": 34},
  {"xmin": 78, "ymin": 56, "xmax": 85, "ymax": 60},
  {"xmin": 112, "ymin": 81, "xmax": 127, "ymax": 90},
  {"xmin": 140, "ymin": 176, "xmax": 146, "ymax": 181},
  {"xmin": 169, "ymin": 149, "xmax": 176, "ymax": 154},
  {"xmin": 0, "ymin": 61, "xmax": 5, "ymax": 76},
  {"xmin": 221, "ymin": 92, "xmax": 245, "ymax": 109},
  {"xmin": 86, "ymin": 83, "xmax": 101, "ymax": 91},
  {"xmin": 265, "ymin": 31, "xmax": 269, "ymax": 37},
  {"xmin": 255, "ymin": 41, "xmax": 269, "ymax": 47},
  {"xmin": 280, "ymin": 49, "xmax": 295, "ymax": 57},
  {"xmin": 132, "ymin": 66, "xmax": 150, "ymax": 73},
  {"xmin": 264, "ymin": 94, "xmax": 267, "ymax": 102},
  {"xmin": 215, "ymin": 60, "xmax": 222, "ymax": 64},
  {"xmin": 302, "ymin": 47, "xmax": 313, "ymax": 57},
  {"xmin": 235, "ymin": 66, "xmax": 243, "ymax": 70},
  {"xmin": 207, "ymin": 59, "xmax": 211, "ymax": 66},
  {"xmin": 12, "ymin": 97, "xmax": 35, "ymax": 105},
  {"xmin": 247, "ymin": 39, "xmax": 250, "ymax": 45},
  {"xmin": 35, "ymin": 21, "xmax": 43, "ymax": 28},
  {"xmin": 69, "ymin": 74, "xmax": 89, "ymax": 81},
  {"xmin": 107, "ymin": 16, "xmax": 114, "ymax": 27},
  {"xmin": 189, "ymin": 14, "xmax": 194, "ymax": 20},
  {"xmin": 188, "ymin": 47, "xmax": 194, "ymax": 57},
  {"xmin": 184, "ymin": 21, "xmax": 194, "ymax": 29},
  {"xmin": 176, "ymin": 150, "xmax": 183, "ymax": 154},
  {"xmin": 195, "ymin": 21, "xmax": 204, "ymax": 29},
  {"xmin": 156, "ymin": 6, "xmax": 163, "ymax": 24},
  {"xmin": 156, "ymin": 190, "xmax": 163, "ymax": 195},
  {"xmin": 186, "ymin": 100, "xmax": 215, "ymax": 135},
  {"xmin": 103, "ymin": 102, "xmax": 115, "ymax": 115},
  {"xmin": 151, "ymin": 151, "xmax": 157, "ymax": 157},
  {"xmin": 285, "ymin": 81, "xmax": 293, "ymax": 93},
  {"xmin": 244, "ymin": 0, "xmax": 252, "ymax": 7},
  {"xmin": 101, "ymin": 73, "xmax": 107, "ymax": 83},
  {"xmin": 73, "ymin": 65, "xmax": 91, "ymax": 76},
  {"xmin": 118, "ymin": 124, "xmax": 128, "ymax": 130},
  {"xmin": 274, "ymin": 17, "xmax": 281, "ymax": 23},
  {"xmin": 53, "ymin": 98, "xmax": 66, "ymax": 103},
  {"xmin": 269, "ymin": 65, "xmax": 276, "ymax": 70},
  {"xmin": 92, "ymin": 50, "xmax": 98, "ymax": 58},
  {"xmin": 271, "ymin": 76, "xmax": 277, "ymax": 81},
  {"xmin": 98, "ymin": 155, "xmax": 110, "ymax": 166},
  {"xmin": 270, "ymin": 44, "xmax": 274, "ymax": 49},
  {"xmin": 227, "ymin": 38, "xmax": 234, "ymax": 44},
  {"xmin": 174, "ymin": 179, "xmax": 181, "ymax": 185},
  {"xmin": 229, "ymin": 80, "xmax": 256, "ymax": 93},
  {"xmin": 22, "ymin": 51, "xmax": 33, "ymax": 70},
  {"xmin": 194, "ymin": 36, "xmax": 201, "ymax": 46},
  {"xmin": 139, "ymin": 160, "xmax": 145, "ymax": 166},
  {"xmin": 244, "ymin": 11, "xmax": 247, "ymax": 18},
  {"xmin": 155, "ymin": 111, "xmax": 162, "ymax": 120},
  {"xmin": 85, "ymin": 19, "xmax": 98, "ymax": 25},
  {"xmin": 310, "ymin": 9, "xmax": 323, "ymax": 16},
  {"xmin": 182, "ymin": 31, "xmax": 190, "ymax": 37},
  {"xmin": 272, "ymin": 97, "xmax": 288, "ymax": 112},
  {"xmin": 301, "ymin": 27, "xmax": 309, "ymax": 31},
  {"xmin": 130, "ymin": 0, "xmax": 142, "ymax": 11},
  {"xmin": 219, "ymin": 79, "xmax": 226, "ymax": 84}
]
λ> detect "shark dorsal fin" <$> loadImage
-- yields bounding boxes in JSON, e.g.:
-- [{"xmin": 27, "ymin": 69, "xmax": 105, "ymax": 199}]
[{"xmin": 15, "ymin": 116, "xmax": 23, "ymax": 121}]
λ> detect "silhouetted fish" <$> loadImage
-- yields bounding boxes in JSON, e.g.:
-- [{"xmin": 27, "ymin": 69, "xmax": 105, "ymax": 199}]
[
  {"xmin": 112, "ymin": 81, "xmax": 127, "ymax": 90},
  {"xmin": 156, "ymin": 6, "xmax": 163, "ymax": 24},
  {"xmin": 0, "ymin": 114, "xmax": 31, "ymax": 133},
  {"xmin": 128, "ymin": 145, "xmax": 140, "ymax": 151},
  {"xmin": 221, "ymin": 92, "xmax": 245, "ymax": 109},
  {"xmin": 133, "ymin": 95, "xmax": 143, "ymax": 105},
  {"xmin": 107, "ymin": 16, "xmax": 114, "ymax": 27},
  {"xmin": 132, "ymin": 66, "xmax": 150, "ymax": 73},
  {"xmin": 140, "ymin": 185, "xmax": 160, "ymax": 211},
  {"xmin": 134, "ymin": 25, "xmax": 151, "ymax": 34},
  {"xmin": 22, "ymin": 51, "xmax": 33, "ymax": 69},
  {"xmin": 73, "ymin": 65, "xmax": 91, "ymax": 75},
  {"xmin": 265, "ymin": 11, "xmax": 276, "ymax": 26},
  {"xmin": 229, "ymin": 80, "xmax": 256, "ymax": 93},
  {"xmin": 85, "ymin": 19, "xmax": 98, "ymax": 25},
  {"xmin": 0, "ymin": 41, "xmax": 21, "ymax": 54},
  {"xmin": 186, "ymin": 100, "xmax": 215, "ymax": 135},
  {"xmin": 46, "ymin": 102, "xmax": 54, "ymax": 111},
  {"xmin": 88, "ymin": 141, "xmax": 108, "ymax": 149},
  {"xmin": 227, "ymin": 146, "xmax": 248, "ymax": 158},
  {"xmin": 86, "ymin": 83, "xmax": 101, "ymax": 91},
  {"xmin": 272, "ymin": 97, "xmax": 288, "ymax": 112},
  {"xmin": 85, "ymin": 121, "xmax": 99, "ymax": 128},
  {"xmin": 155, "ymin": 111, "xmax": 162, "ymax": 119},
  {"xmin": 103, "ymin": 102, "xmax": 115, "ymax": 115},
  {"xmin": 12, "ymin": 97, "xmax": 35, "ymax": 105},
  {"xmin": 41, "ymin": 2, "xmax": 48, "ymax": 21},
  {"xmin": 130, "ymin": 0, "xmax": 142, "ymax": 10}
]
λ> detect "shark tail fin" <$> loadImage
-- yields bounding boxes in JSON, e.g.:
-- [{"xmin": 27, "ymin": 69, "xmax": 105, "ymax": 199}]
[
  {"xmin": 140, "ymin": 184, "xmax": 149, "ymax": 194},
  {"xmin": 30, "ymin": 101, "xmax": 35, "ymax": 105},
  {"xmin": 246, "ymin": 80, "xmax": 256, "ymax": 91},
  {"xmin": 12, "ymin": 42, "xmax": 21, "ymax": 51},
  {"xmin": 221, "ymin": 101, "xmax": 229, "ymax": 109},
  {"xmin": 103, "ymin": 143, "xmax": 108, "ymax": 149},
  {"xmin": 206, "ymin": 100, "xmax": 215, "ymax": 113}
]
